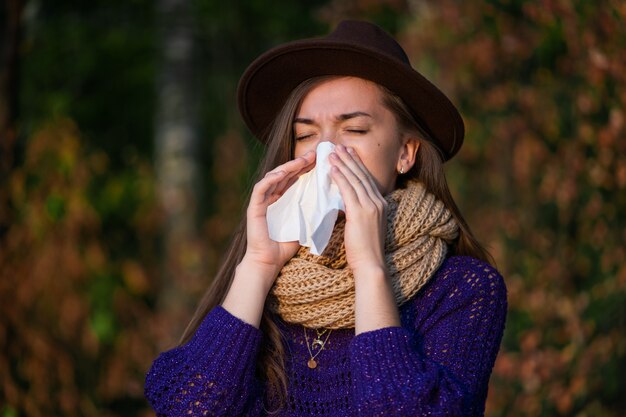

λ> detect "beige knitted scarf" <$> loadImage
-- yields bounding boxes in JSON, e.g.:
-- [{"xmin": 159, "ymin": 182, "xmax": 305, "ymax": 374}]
[{"xmin": 268, "ymin": 180, "xmax": 459, "ymax": 329}]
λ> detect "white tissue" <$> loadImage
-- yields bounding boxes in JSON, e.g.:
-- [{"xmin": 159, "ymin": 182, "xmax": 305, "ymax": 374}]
[{"xmin": 267, "ymin": 141, "xmax": 345, "ymax": 255}]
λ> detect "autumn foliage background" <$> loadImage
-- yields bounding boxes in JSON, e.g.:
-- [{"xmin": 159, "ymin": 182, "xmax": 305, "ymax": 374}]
[{"xmin": 1, "ymin": 1, "xmax": 624, "ymax": 416}]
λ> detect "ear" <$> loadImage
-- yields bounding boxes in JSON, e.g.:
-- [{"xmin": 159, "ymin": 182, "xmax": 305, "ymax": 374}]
[{"xmin": 397, "ymin": 135, "xmax": 420, "ymax": 173}]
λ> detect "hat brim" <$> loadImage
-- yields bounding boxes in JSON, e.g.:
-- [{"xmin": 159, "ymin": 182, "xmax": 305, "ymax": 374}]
[{"xmin": 237, "ymin": 39, "xmax": 464, "ymax": 161}]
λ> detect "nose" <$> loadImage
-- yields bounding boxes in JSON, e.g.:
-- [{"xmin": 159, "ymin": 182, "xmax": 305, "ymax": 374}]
[{"xmin": 320, "ymin": 128, "xmax": 342, "ymax": 147}]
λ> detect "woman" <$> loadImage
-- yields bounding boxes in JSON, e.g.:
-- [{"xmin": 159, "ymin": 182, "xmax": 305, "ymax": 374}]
[{"xmin": 145, "ymin": 20, "xmax": 507, "ymax": 417}]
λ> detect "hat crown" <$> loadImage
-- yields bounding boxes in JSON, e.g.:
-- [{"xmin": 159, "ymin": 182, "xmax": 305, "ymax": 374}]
[
  {"xmin": 327, "ymin": 20, "xmax": 411, "ymax": 66},
  {"xmin": 237, "ymin": 19, "xmax": 465, "ymax": 160}
]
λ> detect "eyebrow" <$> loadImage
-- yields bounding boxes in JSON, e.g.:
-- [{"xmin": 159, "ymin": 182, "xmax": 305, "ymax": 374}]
[{"xmin": 294, "ymin": 111, "xmax": 373, "ymax": 125}]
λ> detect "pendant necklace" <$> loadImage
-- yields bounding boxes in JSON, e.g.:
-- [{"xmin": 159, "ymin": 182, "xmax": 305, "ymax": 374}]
[{"xmin": 303, "ymin": 327, "xmax": 333, "ymax": 369}]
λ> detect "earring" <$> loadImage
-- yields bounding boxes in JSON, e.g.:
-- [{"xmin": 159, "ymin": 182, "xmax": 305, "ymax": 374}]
[{"xmin": 399, "ymin": 166, "xmax": 404, "ymax": 174}]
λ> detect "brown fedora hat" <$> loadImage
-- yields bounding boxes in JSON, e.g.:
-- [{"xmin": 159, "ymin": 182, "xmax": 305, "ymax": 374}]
[{"xmin": 237, "ymin": 20, "xmax": 464, "ymax": 161}]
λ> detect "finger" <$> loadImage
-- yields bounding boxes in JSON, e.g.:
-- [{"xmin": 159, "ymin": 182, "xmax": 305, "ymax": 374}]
[
  {"xmin": 329, "ymin": 150, "xmax": 371, "ymax": 203},
  {"xmin": 266, "ymin": 174, "xmax": 300, "ymax": 205},
  {"xmin": 249, "ymin": 170, "xmax": 288, "ymax": 205},
  {"xmin": 273, "ymin": 150, "xmax": 316, "ymax": 176},
  {"xmin": 253, "ymin": 151, "xmax": 316, "ymax": 209},
  {"xmin": 329, "ymin": 165, "xmax": 360, "ymax": 208},
  {"xmin": 331, "ymin": 162, "xmax": 387, "ymax": 230},
  {"xmin": 333, "ymin": 145, "xmax": 371, "ymax": 184},
  {"xmin": 336, "ymin": 146, "xmax": 385, "ymax": 206},
  {"xmin": 345, "ymin": 146, "xmax": 380, "ymax": 195},
  {"xmin": 271, "ymin": 155, "xmax": 316, "ymax": 197}
]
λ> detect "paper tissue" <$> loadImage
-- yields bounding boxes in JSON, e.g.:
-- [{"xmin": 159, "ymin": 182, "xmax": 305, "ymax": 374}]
[{"xmin": 266, "ymin": 141, "xmax": 345, "ymax": 255}]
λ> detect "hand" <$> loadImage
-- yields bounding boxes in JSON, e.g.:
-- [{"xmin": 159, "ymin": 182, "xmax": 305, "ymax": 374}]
[
  {"xmin": 328, "ymin": 144, "xmax": 387, "ymax": 275},
  {"xmin": 243, "ymin": 150, "xmax": 316, "ymax": 282},
  {"xmin": 329, "ymin": 144, "xmax": 400, "ymax": 333}
]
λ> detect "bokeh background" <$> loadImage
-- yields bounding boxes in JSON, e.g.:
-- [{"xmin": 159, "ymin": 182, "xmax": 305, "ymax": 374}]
[{"xmin": 1, "ymin": 0, "xmax": 625, "ymax": 416}]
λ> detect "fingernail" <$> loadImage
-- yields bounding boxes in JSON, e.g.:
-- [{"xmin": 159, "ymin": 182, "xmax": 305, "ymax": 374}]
[
  {"xmin": 347, "ymin": 147, "xmax": 355, "ymax": 154},
  {"xmin": 337, "ymin": 144, "xmax": 345, "ymax": 151},
  {"xmin": 329, "ymin": 152, "xmax": 338, "ymax": 160}
]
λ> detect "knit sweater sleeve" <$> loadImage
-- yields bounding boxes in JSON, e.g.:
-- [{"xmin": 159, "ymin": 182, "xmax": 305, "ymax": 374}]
[
  {"xmin": 349, "ymin": 257, "xmax": 507, "ymax": 417},
  {"xmin": 144, "ymin": 306, "xmax": 265, "ymax": 417}
]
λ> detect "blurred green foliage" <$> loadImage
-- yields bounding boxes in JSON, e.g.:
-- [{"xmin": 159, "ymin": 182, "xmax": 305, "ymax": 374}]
[
  {"xmin": 1, "ymin": 0, "xmax": 625, "ymax": 416},
  {"xmin": 19, "ymin": 0, "xmax": 157, "ymax": 165}
]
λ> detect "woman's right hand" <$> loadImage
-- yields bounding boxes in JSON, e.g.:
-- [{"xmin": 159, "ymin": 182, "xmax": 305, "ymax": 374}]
[
  {"xmin": 223, "ymin": 151, "xmax": 315, "ymax": 327},
  {"xmin": 242, "ymin": 150, "xmax": 316, "ymax": 282}
]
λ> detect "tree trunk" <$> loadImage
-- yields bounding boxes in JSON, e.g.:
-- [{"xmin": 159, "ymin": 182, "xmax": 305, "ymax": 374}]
[{"xmin": 154, "ymin": 0, "xmax": 203, "ymax": 343}]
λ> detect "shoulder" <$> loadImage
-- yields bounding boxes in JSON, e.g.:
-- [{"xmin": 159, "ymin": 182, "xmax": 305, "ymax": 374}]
[
  {"xmin": 435, "ymin": 256, "xmax": 507, "ymax": 298},
  {"xmin": 400, "ymin": 256, "xmax": 508, "ymax": 328}
]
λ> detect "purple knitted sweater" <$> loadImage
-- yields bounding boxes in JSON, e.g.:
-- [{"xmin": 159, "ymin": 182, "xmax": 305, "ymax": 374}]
[{"xmin": 145, "ymin": 256, "xmax": 507, "ymax": 416}]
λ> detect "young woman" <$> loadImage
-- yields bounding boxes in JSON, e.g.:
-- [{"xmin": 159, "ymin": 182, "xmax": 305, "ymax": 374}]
[{"xmin": 145, "ymin": 20, "xmax": 507, "ymax": 417}]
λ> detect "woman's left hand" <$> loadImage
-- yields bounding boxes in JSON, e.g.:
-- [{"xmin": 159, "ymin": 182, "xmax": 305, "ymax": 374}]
[
  {"xmin": 329, "ymin": 144, "xmax": 401, "ymax": 333},
  {"xmin": 328, "ymin": 144, "xmax": 387, "ymax": 275}
]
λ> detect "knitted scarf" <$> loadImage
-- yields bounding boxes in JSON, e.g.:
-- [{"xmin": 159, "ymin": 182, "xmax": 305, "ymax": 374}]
[{"xmin": 268, "ymin": 180, "xmax": 459, "ymax": 329}]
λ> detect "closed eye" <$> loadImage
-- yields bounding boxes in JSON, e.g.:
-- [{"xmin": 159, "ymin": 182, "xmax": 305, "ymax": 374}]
[
  {"xmin": 346, "ymin": 129, "xmax": 369, "ymax": 134},
  {"xmin": 295, "ymin": 133, "xmax": 316, "ymax": 141}
]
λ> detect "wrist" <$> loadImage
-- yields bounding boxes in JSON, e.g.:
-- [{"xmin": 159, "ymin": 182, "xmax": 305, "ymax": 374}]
[
  {"xmin": 221, "ymin": 260, "xmax": 277, "ymax": 329},
  {"xmin": 352, "ymin": 263, "xmax": 387, "ymax": 283},
  {"xmin": 236, "ymin": 257, "xmax": 278, "ymax": 294},
  {"xmin": 353, "ymin": 265, "xmax": 400, "ymax": 334}
]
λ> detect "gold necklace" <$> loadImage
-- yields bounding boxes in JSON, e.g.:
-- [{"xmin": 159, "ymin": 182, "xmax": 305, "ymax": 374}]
[{"xmin": 303, "ymin": 327, "xmax": 333, "ymax": 369}]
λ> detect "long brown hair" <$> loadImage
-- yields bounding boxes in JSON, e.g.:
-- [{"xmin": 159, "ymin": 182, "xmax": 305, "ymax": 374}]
[{"xmin": 178, "ymin": 75, "xmax": 493, "ymax": 412}]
